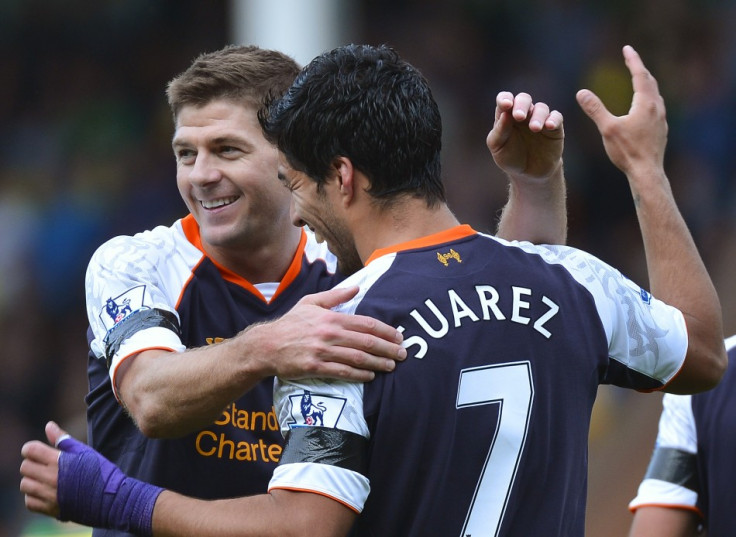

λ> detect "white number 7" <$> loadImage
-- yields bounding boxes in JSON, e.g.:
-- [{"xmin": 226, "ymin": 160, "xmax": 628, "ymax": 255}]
[{"xmin": 456, "ymin": 361, "xmax": 534, "ymax": 537}]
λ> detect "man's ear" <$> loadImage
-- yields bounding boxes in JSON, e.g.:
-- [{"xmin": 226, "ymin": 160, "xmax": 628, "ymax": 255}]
[{"xmin": 332, "ymin": 156, "xmax": 355, "ymax": 205}]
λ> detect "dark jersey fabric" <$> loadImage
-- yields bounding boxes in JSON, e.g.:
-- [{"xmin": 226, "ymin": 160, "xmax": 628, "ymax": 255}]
[{"xmin": 691, "ymin": 344, "xmax": 736, "ymax": 535}]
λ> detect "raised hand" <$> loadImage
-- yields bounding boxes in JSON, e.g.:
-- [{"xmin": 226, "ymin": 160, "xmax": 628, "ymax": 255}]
[
  {"xmin": 576, "ymin": 45, "xmax": 667, "ymax": 178},
  {"xmin": 487, "ymin": 91, "xmax": 564, "ymax": 183}
]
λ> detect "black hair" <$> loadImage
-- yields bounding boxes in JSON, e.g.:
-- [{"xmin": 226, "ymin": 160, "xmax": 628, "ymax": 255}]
[{"xmin": 260, "ymin": 43, "xmax": 445, "ymax": 206}]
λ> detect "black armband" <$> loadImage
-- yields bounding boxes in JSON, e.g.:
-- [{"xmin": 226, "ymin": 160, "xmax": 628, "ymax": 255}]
[
  {"xmin": 644, "ymin": 446, "xmax": 700, "ymax": 492},
  {"xmin": 279, "ymin": 426, "xmax": 367, "ymax": 474},
  {"xmin": 103, "ymin": 308, "xmax": 180, "ymax": 370}
]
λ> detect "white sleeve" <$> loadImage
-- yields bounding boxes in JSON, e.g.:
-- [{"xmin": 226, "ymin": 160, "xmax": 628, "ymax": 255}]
[
  {"xmin": 628, "ymin": 393, "xmax": 699, "ymax": 511},
  {"xmin": 85, "ymin": 227, "xmax": 190, "ymax": 395},
  {"xmin": 268, "ymin": 377, "xmax": 370, "ymax": 512},
  {"xmin": 509, "ymin": 243, "xmax": 689, "ymax": 387},
  {"xmin": 726, "ymin": 334, "xmax": 736, "ymax": 353}
]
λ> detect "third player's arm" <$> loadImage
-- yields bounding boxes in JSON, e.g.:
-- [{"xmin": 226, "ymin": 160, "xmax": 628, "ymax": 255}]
[
  {"xmin": 491, "ymin": 91, "xmax": 567, "ymax": 245},
  {"xmin": 576, "ymin": 45, "xmax": 726, "ymax": 393}
]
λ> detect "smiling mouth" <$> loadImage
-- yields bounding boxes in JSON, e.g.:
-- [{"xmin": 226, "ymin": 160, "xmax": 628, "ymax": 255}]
[{"xmin": 200, "ymin": 196, "xmax": 239, "ymax": 209}]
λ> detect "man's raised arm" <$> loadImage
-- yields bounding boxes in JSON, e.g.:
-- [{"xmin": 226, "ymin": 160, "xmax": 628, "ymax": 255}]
[
  {"xmin": 491, "ymin": 91, "xmax": 567, "ymax": 245},
  {"xmin": 576, "ymin": 45, "xmax": 726, "ymax": 393}
]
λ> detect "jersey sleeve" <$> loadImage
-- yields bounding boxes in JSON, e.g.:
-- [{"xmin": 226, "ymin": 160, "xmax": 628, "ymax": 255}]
[
  {"xmin": 268, "ymin": 377, "xmax": 370, "ymax": 512},
  {"xmin": 628, "ymin": 393, "xmax": 701, "ymax": 514},
  {"xmin": 85, "ymin": 227, "xmax": 189, "ymax": 397},
  {"xmin": 530, "ymin": 244, "xmax": 689, "ymax": 390}
]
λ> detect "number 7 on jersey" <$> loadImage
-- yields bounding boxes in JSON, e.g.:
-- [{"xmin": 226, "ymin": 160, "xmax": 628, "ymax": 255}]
[{"xmin": 456, "ymin": 361, "xmax": 534, "ymax": 537}]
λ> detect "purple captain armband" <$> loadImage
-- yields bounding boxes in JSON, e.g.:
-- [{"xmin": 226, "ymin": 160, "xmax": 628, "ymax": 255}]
[{"xmin": 57, "ymin": 435, "xmax": 164, "ymax": 536}]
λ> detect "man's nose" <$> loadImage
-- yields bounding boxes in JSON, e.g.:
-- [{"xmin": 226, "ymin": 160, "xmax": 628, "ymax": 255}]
[{"xmin": 188, "ymin": 152, "xmax": 221, "ymax": 186}]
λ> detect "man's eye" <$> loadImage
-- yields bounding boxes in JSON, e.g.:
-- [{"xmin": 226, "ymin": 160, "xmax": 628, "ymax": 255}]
[
  {"xmin": 277, "ymin": 173, "xmax": 294, "ymax": 191},
  {"xmin": 176, "ymin": 149, "xmax": 195, "ymax": 162},
  {"xmin": 221, "ymin": 146, "xmax": 241, "ymax": 156}
]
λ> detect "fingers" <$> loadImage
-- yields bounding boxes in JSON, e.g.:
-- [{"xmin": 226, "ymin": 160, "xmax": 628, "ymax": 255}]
[
  {"xmin": 577, "ymin": 45, "xmax": 662, "ymax": 131},
  {"xmin": 623, "ymin": 45, "xmax": 666, "ymax": 126},
  {"xmin": 527, "ymin": 102, "xmax": 563, "ymax": 132},
  {"xmin": 20, "ymin": 440, "xmax": 62, "ymax": 517},
  {"xmin": 268, "ymin": 288, "xmax": 408, "ymax": 382},
  {"xmin": 495, "ymin": 91, "xmax": 533, "ymax": 121},
  {"xmin": 493, "ymin": 91, "xmax": 562, "ymax": 134},
  {"xmin": 21, "ymin": 440, "xmax": 61, "ymax": 468},
  {"xmin": 312, "ymin": 310, "xmax": 407, "ymax": 376},
  {"xmin": 298, "ymin": 286, "xmax": 360, "ymax": 309},
  {"xmin": 296, "ymin": 287, "xmax": 405, "ymax": 356},
  {"xmin": 21, "ymin": 476, "xmax": 60, "ymax": 517},
  {"xmin": 575, "ymin": 88, "xmax": 611, "ymax": 130},
  {"xmin": 45, "ymin": 421, "xmax": 68, "ymax": 448},
  {"xmin": 623, "ymin": 45, "xmax": 660, "ymax": 97},
  {"xmin": 495, "ymin": 91, "xmax": 533, "ymax": 123}
]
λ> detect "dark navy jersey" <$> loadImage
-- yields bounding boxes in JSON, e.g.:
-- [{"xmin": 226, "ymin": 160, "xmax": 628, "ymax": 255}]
[
  {"xmin": 85, "ymin": 214, "xmax": 340, "ymax": 536},
  {"xmin": 630, "ymin": 335, "xmax": 736, "ymax": 536},
  {"xmin": 270, "ymin": 226, "xmax": 688, "ymax": 537}
]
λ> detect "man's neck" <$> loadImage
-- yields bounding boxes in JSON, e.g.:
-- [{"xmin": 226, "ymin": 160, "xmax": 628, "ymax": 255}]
[
  {"xmin": 354, "ymin": 200, "xmax": 460, "ymax": 264},
  {"xmin": 203, "ymin": 225, "xmax": 303, "ymax": 284}
]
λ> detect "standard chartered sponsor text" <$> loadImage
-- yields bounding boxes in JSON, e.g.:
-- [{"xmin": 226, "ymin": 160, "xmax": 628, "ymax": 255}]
[{"xmin": 195, "ymin": 403, "xmax": 283, "ymax": 462}]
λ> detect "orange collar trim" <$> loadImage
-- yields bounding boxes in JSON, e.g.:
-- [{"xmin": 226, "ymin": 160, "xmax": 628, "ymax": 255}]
[
  {"xmin": 180, "ymin": 214, "xmax": 307, "ymax": 303},
  {"xmin": 364, "ymin": 224, "xmax": 476, "ymax": 266}
]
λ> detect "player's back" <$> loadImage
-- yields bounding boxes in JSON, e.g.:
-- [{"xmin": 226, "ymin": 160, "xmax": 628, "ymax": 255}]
[
  {"xmin": 347, "ymin": 229, "xmax": 686, "ymax": 536},
  {"xmin": 271, "ymin": 227, "xmax": 686, "ymax": 537}
]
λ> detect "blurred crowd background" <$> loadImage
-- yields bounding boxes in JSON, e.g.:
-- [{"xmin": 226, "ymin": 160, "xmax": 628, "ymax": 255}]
[{"xmin": 2, "ymin": 1, "xmax": 736, "ymax": 535}]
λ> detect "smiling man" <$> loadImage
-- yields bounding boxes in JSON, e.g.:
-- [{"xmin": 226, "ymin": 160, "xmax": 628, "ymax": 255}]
[{"xmin": 81, "ymin": 46, "xmax": 410, "ymax": 537}]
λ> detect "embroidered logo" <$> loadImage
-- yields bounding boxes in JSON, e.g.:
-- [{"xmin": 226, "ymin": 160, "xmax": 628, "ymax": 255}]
[
  {"xmin": 285, "ymin": 390, "xmax": 347, "ymax": 429},
  {"xmin": 99, "ymin": 285, "xmax": 146, "ymax": 330},
  {"xmin": 437, "ymin": 248, "xmax": 462, "ymax": 266},
  {"xmin": 639, "ymin": 288, "xmax": 652, "ymax": 305}
]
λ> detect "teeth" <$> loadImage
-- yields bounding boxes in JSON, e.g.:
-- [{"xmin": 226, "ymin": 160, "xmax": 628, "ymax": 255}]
[{"xmin": 201, "ymin": 196, "xmax": 238, "ymax": 209}]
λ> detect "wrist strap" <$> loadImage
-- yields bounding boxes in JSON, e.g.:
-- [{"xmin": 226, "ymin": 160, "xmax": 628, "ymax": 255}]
[{"xmin": 57, "ymin": 436, "xmax": 163, "ymax": 536}]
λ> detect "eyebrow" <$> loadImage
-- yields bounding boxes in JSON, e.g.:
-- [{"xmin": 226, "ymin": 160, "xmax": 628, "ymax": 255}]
[
  {"xmin": 211, "ymin": 136, "xmax": 250, "ymax": 147},
  {"xmin": 171, "ymin": 135, "xmax": 252, "ymax": 149}
]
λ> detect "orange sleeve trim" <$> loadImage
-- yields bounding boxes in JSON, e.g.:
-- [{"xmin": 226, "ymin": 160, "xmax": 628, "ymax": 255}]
[
  {"xmin": 267, "ymin": 486, "xmax": 361, "ymax": 514},
  {"xmin": 111, "ymin": 346, "xmax": 179, "ymax": 402},
  {"xmin": 365, "ymin": 224, "xmax": 476, "ymax": 266},
  {"xmin": 629, "ymin": 503, "xmax": 703, "ymax": 518}
]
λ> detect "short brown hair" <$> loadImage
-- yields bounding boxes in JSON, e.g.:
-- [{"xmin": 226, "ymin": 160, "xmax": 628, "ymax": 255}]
[{"xmin": 166, "ymin": 44, "xmax": 301, "ymax": 121}]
